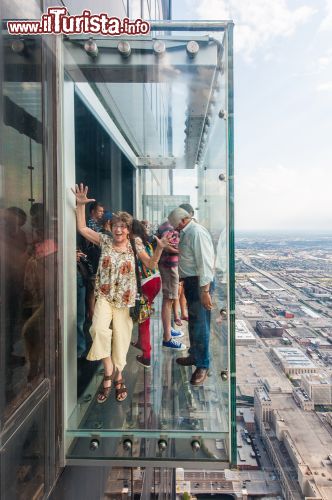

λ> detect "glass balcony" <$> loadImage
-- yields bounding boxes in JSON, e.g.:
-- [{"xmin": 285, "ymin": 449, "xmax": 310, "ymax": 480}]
[{"xmin": 61, "ymin": 21, "xmax": 235, "ymax": 466}]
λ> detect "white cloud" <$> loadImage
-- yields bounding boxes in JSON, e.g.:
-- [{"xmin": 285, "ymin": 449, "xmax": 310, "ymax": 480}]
[
  {"xmin": 316, "ymin": 81, "xmax": 332, "ymax": 91},
  {"xmin": 190, "ymin": 0, "xmax": 316, "ymax": 61},
  {"xmin": 319, "ymin": 0, "xmax": 332, "ymax": 30},
  {"xmin": 318, "ymin": 56, "xmax": 332, "ymax": 68},
  {"xmin": 235, "ymin": 164, "xmax": 332, "ymax": 230},
  {"xmin": 3, "ymin": 0, "xmax": 41, "ymax": 18}
]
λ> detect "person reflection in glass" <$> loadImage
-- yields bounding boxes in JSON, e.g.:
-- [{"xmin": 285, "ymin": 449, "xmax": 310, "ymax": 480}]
[
  {"xmin": 23, "ymin": 203, "xmax": 57, "ymax": 383},
  {"xmin": 168, "ymin": 207, "xmax": 215, "ymax": 386},
  {"xmin": 5, "ymin": 207, "xmax": 28, "ymax": 364},
  {"xmin": 72, "ymin": 184, "xmax": 171, "ymax": 404},
  {"xmin": 3, "ymin": 207, "xmax": 28, "ymax": 402}
]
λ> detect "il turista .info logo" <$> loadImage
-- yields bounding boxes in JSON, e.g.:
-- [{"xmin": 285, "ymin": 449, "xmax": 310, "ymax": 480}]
[{"xmin": 7, "ymin": 7, "xmax": 150, "ymax": 36}]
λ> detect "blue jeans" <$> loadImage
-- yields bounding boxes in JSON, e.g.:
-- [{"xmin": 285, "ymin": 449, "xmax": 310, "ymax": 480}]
[
  {"xmin": 183, "ymin": 276, "xmax": 211, "ymax": 369},
  {"xmin": 77, "ymin": 272, "xmax": 87, "ymax": 357}
]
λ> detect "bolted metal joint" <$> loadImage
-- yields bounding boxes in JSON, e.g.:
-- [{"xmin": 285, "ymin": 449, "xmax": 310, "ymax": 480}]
[
  {"xmin": 191, "ymin": 439, "xmax": 201, "ymax": 453},
  {"xmin": 84, "ymin": 38, "xmax": 98, "ymax": 58},
  {"xmin": 89, "ymin": 438, "xmax": 100, "ymax": 451},
  {"xmin": 11, "ymin": 39, "xmax": 26, "ymax": 55},
  {"xmin": 186, "ymin": 40, "xmax": 199, "ymax": 58},
  {"xmin": 158, "ymin": 439, "xmax": 168, "ymax": 453},
  {"xmin": 153, "ymin": 40, "xmax": 166, "ymax": 56},
  {"xmin": 218, "ymin": 109, "xmax": 227, "ymax": 119},
  {"xmin": 122, "ymin": 438, "xmax": 132, "ymax": 451},
  {"xmin": 117, "ymin": 41, "xmax": 131, "ymax": 58}
]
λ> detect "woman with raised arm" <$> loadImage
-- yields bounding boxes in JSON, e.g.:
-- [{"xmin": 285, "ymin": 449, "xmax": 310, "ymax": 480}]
[{"xmin": 72, "ymin": 184, "xmax": 171, "ymax": 403}]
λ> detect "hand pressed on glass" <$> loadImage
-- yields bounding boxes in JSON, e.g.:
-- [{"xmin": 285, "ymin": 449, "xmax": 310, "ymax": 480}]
[{"xmin": 71, "ymin": 183, "xmax": 96, "ymax": 205}]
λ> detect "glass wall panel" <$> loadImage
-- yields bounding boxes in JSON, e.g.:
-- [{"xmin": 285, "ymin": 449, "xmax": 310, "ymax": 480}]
[
  {"xmin": 1, "ymin": 2, "xmax": 59, "ymax": 497},
  {"xmin": 63, "ymin": 22, "xmax": 234, "ymax": 465},
  {"xmin": 0, "ymin": 34, "xmax": 46, "ymax": 420},
  {"xmin": 0, "ymin": 399, "xmax": 47, "ymax": 500}
]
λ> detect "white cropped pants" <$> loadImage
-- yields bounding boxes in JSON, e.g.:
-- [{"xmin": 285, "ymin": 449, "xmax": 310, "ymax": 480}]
[{"xmin": 87, "ymin": 297, "xmax": 133, "ymax": 371}]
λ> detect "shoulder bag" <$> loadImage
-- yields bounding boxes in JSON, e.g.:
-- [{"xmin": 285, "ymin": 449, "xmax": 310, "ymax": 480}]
[{"xmin": 129, "ymin": 238, "xmax": 151, "ymax": 323}]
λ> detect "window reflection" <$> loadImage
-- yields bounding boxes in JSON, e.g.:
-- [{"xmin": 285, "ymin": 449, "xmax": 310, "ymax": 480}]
[
  {"xmin": 1, "ymin": 36, "xmax": 51, "ymax": 419},
  {"xmin": 2, "ymin": 402, "xmax": 46, "ymax": 499}
]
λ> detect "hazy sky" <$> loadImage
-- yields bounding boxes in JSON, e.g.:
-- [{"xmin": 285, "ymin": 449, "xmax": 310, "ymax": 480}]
[{"xmin": 173, "ymin": 0, "xmax": 332, "ymax": 231}]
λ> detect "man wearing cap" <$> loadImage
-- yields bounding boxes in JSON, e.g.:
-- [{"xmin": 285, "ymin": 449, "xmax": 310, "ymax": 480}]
[{"xmin": 168, "ymin": 207, "xmax": 215, "ymax": 385}]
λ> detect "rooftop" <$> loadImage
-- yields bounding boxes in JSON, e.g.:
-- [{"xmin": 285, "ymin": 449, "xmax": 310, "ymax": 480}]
[
  {"xmin": 272, "ymin": 347, "xmax": 316, "ymax": 368},
  {"xmin": 235, "ymin": 319, "xmax": 256, "ymax": 341},
  {"xmin": 301, "ymin": 373, "xmax": 332, "ymax": 386},
  {"xmin": 236, "ymin": 345, "xmax": 292, "ymax": 397},
  {"xmin": 271, "ymin": 394, "xmax": 332, "ymax": 472},
  {"xmin": 257, "ymin": 320, "xmax": 282, "ymax": 329}
]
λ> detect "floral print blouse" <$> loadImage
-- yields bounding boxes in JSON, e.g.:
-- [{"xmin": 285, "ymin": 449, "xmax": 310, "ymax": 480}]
[{"xmin": 95, "ymin": 234, "xmax": 144, "ymax": 308}]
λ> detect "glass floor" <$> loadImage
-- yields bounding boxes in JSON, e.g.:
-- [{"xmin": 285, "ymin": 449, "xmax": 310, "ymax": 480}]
[{"xmin": 67, "ymin": 294, "xmax": 229, "ymax": 462}]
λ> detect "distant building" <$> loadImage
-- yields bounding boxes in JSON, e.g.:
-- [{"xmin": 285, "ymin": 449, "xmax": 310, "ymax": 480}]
[
  {"xmin": 249, "ymin": 277, "xmax": 284, "ymax": 292},
  {"xmin": 260, "ymin": 407, "xmax": 332, "ymax": 500},
  {"xmin": 271, "ymin": 347, "xmax": 317, "ymax": 376},
  {"xmin": 239, "ymin": 304, "xmax": 262, "ymax": 318},
  {"xmin": 256, "ymin": 320, "xmax": 283, "ymax": 338},
  {"xmin": 292, "ymin": 387, "xmax": 314, "ymax": 411},
  {"xmin": 301, "ymin": 374, "xmax": 332, "ymax": 404},
  {"xmin": 254, "ymin": 386, "xmax": 272, "ymax": 433},
  {"xmin": 236, "ymin": 407, "xmax": 255, "ymax": 434},
  {"xmin": 235, "ymin": 319, "xmax": 256, "ymax": 345},
  {"xmin": 326, "ymin": 413, "xmax": 332, "ymax": 427}
]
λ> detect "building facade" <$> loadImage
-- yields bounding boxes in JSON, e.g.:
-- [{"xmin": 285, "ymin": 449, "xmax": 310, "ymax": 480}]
[
  {"xmin": 0, "ymin": 1, "xmax": 235, "ymax": 497},
  {"xmin": 301, "ymin": 374, "xmax": 332, "ymax": 404},
  {"xmin": 271, "ymin": 347, "xmax": 317, "ymax": 375}
]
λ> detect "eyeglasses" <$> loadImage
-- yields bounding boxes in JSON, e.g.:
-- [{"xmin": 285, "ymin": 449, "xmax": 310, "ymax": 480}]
[{"xmin": 113, "ymin": 223, "xmax": 128, "ymax": 229}]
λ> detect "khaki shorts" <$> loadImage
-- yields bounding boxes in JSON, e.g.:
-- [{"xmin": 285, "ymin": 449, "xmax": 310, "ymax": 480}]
[{"xmin": 159, "ymin": 265, "xmax": 179, "ymax": 300}]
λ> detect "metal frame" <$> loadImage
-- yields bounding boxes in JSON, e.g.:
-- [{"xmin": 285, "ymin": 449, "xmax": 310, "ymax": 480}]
[
  {"xmin": 67, "ymin": 458, "xmax": 229, "ymax": 469},
  {"xmin": 225, "ymin": 22, "xmax": 236, "ymax": 468}
]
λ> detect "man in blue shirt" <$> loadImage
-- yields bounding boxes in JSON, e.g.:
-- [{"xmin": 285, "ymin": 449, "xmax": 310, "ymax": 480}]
[{"xmin": 168, "ymin": 207, "xmax": 215, "ymax": 385}]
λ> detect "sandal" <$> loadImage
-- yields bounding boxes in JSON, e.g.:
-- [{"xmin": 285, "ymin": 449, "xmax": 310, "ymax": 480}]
[
  {"xmin": 174, "ymin": 318, "xmax": 182, "ymax": 326},
  {"xmin": 97, "ymin": 375, "xmax": 112, "ymax": 404},
  {"xmin": 114, "ymin": 379, "xmax": 128, "ymax": 402},
  {"xmin": 181, "ymin": 315, "xmax": 189, "ymax": 322}
]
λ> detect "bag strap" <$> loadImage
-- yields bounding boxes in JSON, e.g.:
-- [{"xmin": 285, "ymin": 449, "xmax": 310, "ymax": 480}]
[{"xmin": 130, "ymin": 238, "xmax": 142, "ymax": 296}]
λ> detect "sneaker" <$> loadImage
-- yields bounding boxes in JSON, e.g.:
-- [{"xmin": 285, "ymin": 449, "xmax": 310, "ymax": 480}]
[
  {"xmin": 162, "ymin": 338, "xmax": 187, "ymax": 351},
  {"xmin": 171, "ymin": 328, "xmax": 184, "ymax": 338},
  {"xmin": 136, "ymin": 355, "xmax": 151, "ymax": 369}
]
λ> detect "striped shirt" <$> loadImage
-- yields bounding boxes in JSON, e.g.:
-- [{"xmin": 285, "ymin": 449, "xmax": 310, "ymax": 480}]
[{"xmin": 157, "ymin": 221, "xmax": 179, "ymax": 268}]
